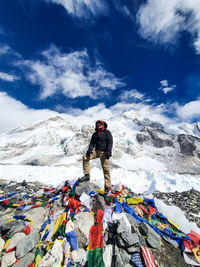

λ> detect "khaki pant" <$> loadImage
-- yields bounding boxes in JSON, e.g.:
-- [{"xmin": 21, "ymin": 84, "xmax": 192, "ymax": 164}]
[{"xmin": 82, "ymin": 150, "xmax": 111, "ymax": 189}]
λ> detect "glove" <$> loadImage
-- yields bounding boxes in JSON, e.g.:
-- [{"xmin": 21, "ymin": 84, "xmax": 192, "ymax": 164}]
[
  {"xmin": 86, "ymin": 150, "xmax": 92, "ymax": 157},
  {"xmin": 105, "ymin": 152, "xmax": 111, "ymax": 159}
]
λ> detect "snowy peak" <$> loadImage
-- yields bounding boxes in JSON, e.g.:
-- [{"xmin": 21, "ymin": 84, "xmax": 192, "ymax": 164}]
[
  {"xmin": 0, "ymin": 116, "xmax": 76, "ymax": 148},
  {"xmin": 0, "ymin": 113, "xmax": 200, "ymax": 176},
  {"xmin": 0, "ymin": 116, "xmax": 77, "ymax": 166},
  {"xmin": 9, "ymin": 116, "xmax": 71, "ymax": 134},
  {"xmin": 123, "ymin": 110, "xmax": 147, "ymax": 122}
]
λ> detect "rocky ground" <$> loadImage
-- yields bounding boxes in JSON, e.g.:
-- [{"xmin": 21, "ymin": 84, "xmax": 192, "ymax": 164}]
[
  {"xmin": 0, "ymin": 179, "xmax": 199, "ymax": 267},
  {"xmin": 153, "ymin": 189, "xmax": 200, "ymax": 228}
]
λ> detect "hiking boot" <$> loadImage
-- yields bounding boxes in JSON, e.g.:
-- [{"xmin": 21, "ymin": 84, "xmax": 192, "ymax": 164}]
[{"xmin": 78, "ymin": 174, "xmax": 90, "ymax": 182}]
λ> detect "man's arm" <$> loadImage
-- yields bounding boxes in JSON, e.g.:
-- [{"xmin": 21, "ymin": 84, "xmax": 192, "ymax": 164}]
[
  {"xmin": 105, "ymin": 131, "xmax": 113, "ymax": 158},
  {"xmin": 87, "ymin": 133, "xmax": 95, "ymax": 155}
]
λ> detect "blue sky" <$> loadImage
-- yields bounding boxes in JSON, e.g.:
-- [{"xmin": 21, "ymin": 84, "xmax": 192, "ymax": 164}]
[{"xmin": 0, "ymin": 0, "xmax": 200, "ymax": 132}]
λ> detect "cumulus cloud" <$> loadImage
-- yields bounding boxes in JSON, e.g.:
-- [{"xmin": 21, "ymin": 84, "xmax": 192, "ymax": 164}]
[
  {"xmin": 46, "ymin": 0, "xmax": 108, "ymax": 18},
  {"xmin": 1, "ymin": 90, "xmax": 199, "ymax": 133},
  {"xmin": 0, "ymin": 91, "xmax": 58, "ymax": 133},
  {"xmin": 21, "ymin": 45, "xmax": 125, "ymax": 100},
  {"xmin": 176, "ymin": 100, "xmax": 200, "ymax": 121},
  {"xmin": 137, "ymin": 0, "xmax": 200, "ymax": 53},
  {"xmin": 119, "ymin": 89, "xmax": 145, "ymax": 101},
  {"xmin": 0, "ymin": 72, "xmax": 19, "ymax": 82},
  {"xmin": 56, "ymin": 100, "xmax": 176, "ymax": 127},
  {"xmin": 159, "ymin": 80, "xmax": 176, "ymax": 94}
]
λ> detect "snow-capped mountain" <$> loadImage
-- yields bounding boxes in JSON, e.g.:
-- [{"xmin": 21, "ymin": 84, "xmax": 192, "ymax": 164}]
[{"xmin": 0, "ymin": 112, "xmax": 200, "ymax": 193}]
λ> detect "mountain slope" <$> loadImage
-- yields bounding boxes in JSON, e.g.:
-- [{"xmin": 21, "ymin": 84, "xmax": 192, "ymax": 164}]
[{"xmin": 0, "ymin": 112, "xmax": 200, "ymax": 193}]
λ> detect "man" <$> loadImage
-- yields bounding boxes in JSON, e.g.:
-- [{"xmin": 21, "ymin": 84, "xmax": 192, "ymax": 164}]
[{"xmin": 79, "ymin": 120, "xmax": 113, "ymax": 192}]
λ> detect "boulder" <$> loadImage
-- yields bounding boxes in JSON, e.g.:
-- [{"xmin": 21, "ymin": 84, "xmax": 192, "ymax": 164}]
[
  {"xmin": 91, "ymin": 194, "xmax": 106, "ymax": 214},
  {"xmin": 120, "ymin": 232, "xmax": 139, "ymax": 248},
  {"xmin": 139, "ymin": 222, "xmax": 161, "ymax": 249},
  {"xmin": 0, "ymin": 220, "xmax": 26, "ymax": 239},
  {"xmin": 6, "ymin": 232, "xmax": 26, "ymax": 251},
  {"xmin": 22, "ymin": 207, "xmax": 48, "ymax": 232},
  {"xmin": 76, "ymin": 182, "xmax": 100, "ymax": 197},
  {"xmin": 74, "ymin": 212, "xmax": 94, "ymax": 246},
  {"xmin": 13, "ymin": 252, "xmax": 35, "ymax": 267},
  {"xmin": 1, "ymin": 251, "xmax": 16, "ymax": 267},
  {"xmin": 16, "ymin": 232, "xmax": 40, "ymax": 259}
]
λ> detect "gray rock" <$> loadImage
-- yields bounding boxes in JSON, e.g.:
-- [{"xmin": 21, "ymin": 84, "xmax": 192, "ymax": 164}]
[
  {"xmin": 1, "ymin": 221, "xmax": 26, "ymax": 239},
  {"xmin": 136, "ymin": 126, "xmax": 174, "ymax": 148},
  {"xmin": 75, "ymin": 182, "xmax": 100, "ymax": 196},
  {"xmin": 125, "ymin": 212, "xmax": 141, "ymax": 234},
  {"xmin": 91, "ymin": 194, "xmax": 106, "ymax": 214},
  {"xmin": 114, "ymin": 246, "xmax": 124, "ymax": 267},
  {"xmin": 0, "ymin": 218, "xmax": 7, "ymax": 228},
  {"xmin": 153, "ymin": 189, "xmax": 200, "ymax": 227},
  {"xmin": 0, "ymin": 208, "xmax": 13, "ymax": 217},
  {"xmin": 22, "ymin": 207, "xmax": 48, "ymax": 232},
  {"xmin": 136, "ymin": 133, "xmax": 151, "ymax": 145},
  {"xmin": 163, "ymin": 236, "xmax": 178, "ymax": 248},
  {"xmin": 0, "ymin": 237, "xmax": 5, "ymax": 253},
  {"xmin": 13, "ymin": 252, "xmax": 35, "ymax": 267},
  {"xmin": 6, "ymin": 194, "xmax": 22, "ymax": 204},
  {"xmin": 178, "ymin": 134, "xmax": 198, "ymax": 156},
  {"xmin": 118, "ymin": 247, "xmax": 131, "ymax": 265},
  {"xmin": 120, "ymin": 232, "xmax": 139, "ymax": 247},
  {"xmin": 115, "ymin": 254, "xmax": 124, "ymax": 267},
  {"xmin": 117, "ymin": 235, "xmax": 126, "ymax": 248},
  {"xmin": 0, "ymin": 220, "xmax": 23, "ymax": 232},
  {"xmin": 126, "ymin": 246, "xmax": 140, "ymax": 254},
  {"xmin": 139, "ymin": 235, "xmax": 147, "ymax": 247},
  {"xmin": 16, "ymin": 232, "xmax": 40, "ymax": 259},
  {"xmin": 6, "ymin": 233, "xmax": 26, "ymax": 251},
  {"xmin": 74, "ymin": 248, "xmax": 86, "ymax": 263},
  {"xmin": 117, "ymin": 218, "xmax": 131, "ymax": 235},
  {"xmin": 74, "ymin": 212, "xmax": 94, "ymax": 246},
  {"xmin": 1, "ymin": 251, "xmax": 16, "ymax": 267},
  {"xmin": 8, "ymin": 225, "xmax": 27, "ymax": 240},
  {"xmin": 139, "ymin": 222, "xmax": 161, "ymax": 248},
  {"xmin": 152, "ymin": 238, "xmax": 189, "ymax": 267}
]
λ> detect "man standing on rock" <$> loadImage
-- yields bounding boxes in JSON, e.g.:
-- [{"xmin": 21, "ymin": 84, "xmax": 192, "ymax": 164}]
[{"xmin": 79, "ymin": 120, "xmax": 113, "ymax": 193}]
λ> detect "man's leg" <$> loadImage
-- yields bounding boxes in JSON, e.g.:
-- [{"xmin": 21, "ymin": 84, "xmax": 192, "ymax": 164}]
[
  {"xmin": 100, "ymin": 152, "xmax": 111, "ymax": 190},
  {"xmin": 82, "ymin": 150, "xmax": 97, "ymax": 175}
]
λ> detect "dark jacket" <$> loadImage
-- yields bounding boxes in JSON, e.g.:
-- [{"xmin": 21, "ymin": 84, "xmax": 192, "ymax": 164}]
[{"xmin": 87, "ymin": 121, "xmax": 113, "ymax": 158}]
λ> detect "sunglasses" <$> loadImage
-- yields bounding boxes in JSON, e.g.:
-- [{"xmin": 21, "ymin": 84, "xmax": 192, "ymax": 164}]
[{"xmin": 96, "ymin": 122, "xmax": 102, "ymax": 126}]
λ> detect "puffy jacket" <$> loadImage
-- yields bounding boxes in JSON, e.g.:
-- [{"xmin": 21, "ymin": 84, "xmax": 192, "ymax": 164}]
[{"xmin": 87, "ymin": 121, "xmax": 113, "ymax": 157}]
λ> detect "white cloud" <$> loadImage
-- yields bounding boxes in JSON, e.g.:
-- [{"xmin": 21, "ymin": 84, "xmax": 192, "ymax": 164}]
[
  {"xmin": 160, "ymin": 80, "xmax": 168, "ymax": 87},
  {"xmin": 137, "ymin": 0, "xmax": 200, "ymax": 53},
  {"xmin": 46, "ymin": 0, "xmax": 108, "ymax": 18},
  {"xmin": 119, "ymin": 89, "xmax": 145, "ymax": 101},
  {"xmin": 176, "ymin": 100, "xmax": 200, "ymax": 121},
  {"xmin": 21, "ymin": 45, "xmax": 125, "ymax": 100},
  {"xmin": 0, "ymin": 91, "xmax": 58, "ymax": 133},
  {"xmin": 0, "ymin": 72, "xmax": 18, "ymax": 82},
  {"xmin": 1, "ymin": 90, "xmax": 199, "ymax": 133},
  {"xmin": 0, "ymin": 45, "xmax": 12, "ymax": 55},
  {"xmin": 162, "ymin": 86, "xmax": 175, "ymax": 94},
  {"xmin": 0, "ymin": 44, "xmax": 21, "ymax": 58},
  {"xmin": 159, "ymin": 80, "xmax": 176, "ymax": 94}
]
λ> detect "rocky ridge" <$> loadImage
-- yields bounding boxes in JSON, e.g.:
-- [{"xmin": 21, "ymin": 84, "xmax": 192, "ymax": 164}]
[
  {"xmin": 153, "ymin": 189, "xmax": 200, "ymax": 228},
  {"xmin": 0, "ymin": 179, "xmax": 199, "ymax": 267}
]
